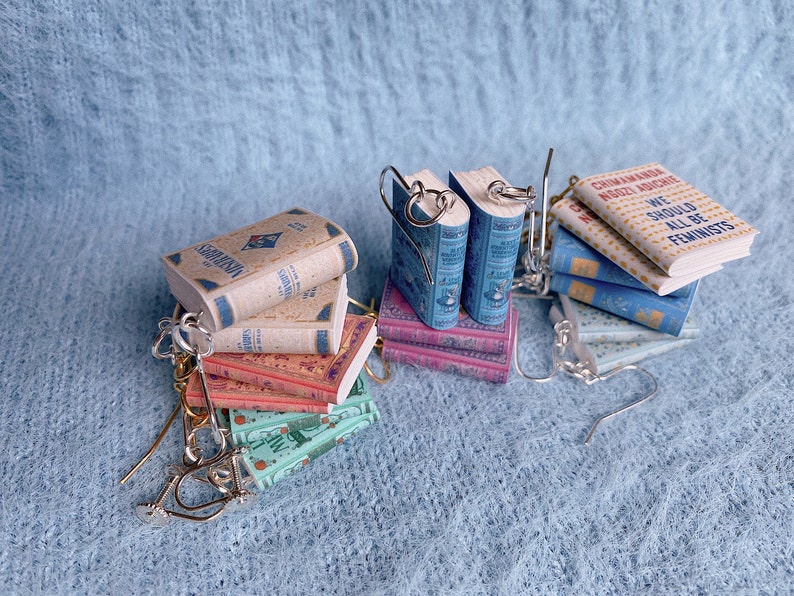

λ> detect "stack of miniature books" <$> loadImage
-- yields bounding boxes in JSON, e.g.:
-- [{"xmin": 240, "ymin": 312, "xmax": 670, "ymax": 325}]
[
  {"xmin": 546, "ymin": 163, "xmax": 758, "ymax": 373},
  {"xmin": 160, "ymin": 207, "xmax": 380, "ymax": 487},
  {"xmin": 382, "ymin": 165, "xmax": 527, "ymax": 383},
  {"xmin": 378, "ymin": 276, "xmax": 516, "ymax": 383}
]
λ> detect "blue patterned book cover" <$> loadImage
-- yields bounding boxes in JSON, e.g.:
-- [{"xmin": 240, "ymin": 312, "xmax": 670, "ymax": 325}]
[
  {"xmin": 449, "ymin": 166, "xmax": 524, "ymax": 325},
  {"xmin": 390, "ymin": 169, "xmax": 470, "ymax": 330},
  {"xmin": 549, "ymin": 272, "xmax": 699, "ymax": 336},
  {"xmin": 549, "ymin": 227, "xmax": 689, "ymax": 298}
]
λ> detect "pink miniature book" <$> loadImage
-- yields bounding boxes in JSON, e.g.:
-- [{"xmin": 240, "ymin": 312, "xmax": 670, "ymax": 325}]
[
  {"xmin": 201, "ymin": 314, "xmax": 377, "ymax": 404},
  {"xmin": 184, "ymin": 373, "xmax": 333, "ymax": 414},
  {"xmin": 381, "ymin": 307, "xmax": 517, "ymax": 384},
  {"xmin": 378, "ymin": 275, "xmax": 513, "ymax": 355}
]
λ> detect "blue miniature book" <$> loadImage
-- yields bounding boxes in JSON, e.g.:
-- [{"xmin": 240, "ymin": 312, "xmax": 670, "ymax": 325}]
[
  {"xmin": 549, "ymin": 272, "xmax": 699, "ymax": 336},
  {"xmin": 390, "ymin": 169, "xmax": 470, "ymax": 330},
  {"xmin": 449, "ymin": 166, "xmax": 525, "ymax": 325},
  {"xmin": 550, "ymin": 227, "xmax": 689, "ymax": 298}
]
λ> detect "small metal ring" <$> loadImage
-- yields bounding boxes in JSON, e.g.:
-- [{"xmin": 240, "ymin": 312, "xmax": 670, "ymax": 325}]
[
  {"xmin": 404, "ymin": 181, "xmax": 455, "ymax": 227},
  {"xmin": 487, "ymin": 180, "xmax": 537, "ymax": 204},
  {"xmin": 171, "ymin": 312, "xmax": 214, "ymax": 357}
]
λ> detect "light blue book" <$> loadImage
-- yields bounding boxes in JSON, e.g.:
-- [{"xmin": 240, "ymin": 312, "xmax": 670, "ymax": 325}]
[
  {"xmin": 449, "ymin": 166, "xmax": 525, "ymax": 326},
  {"xmin": 242, "ymin": 405, "xmax": 381, "ymax": 491},
  {"xmin": 549, "ymin": 272, "xmax": 699, "ymax": 336},
  {"xmin": 390, "ymin": 169, "xmax": 470, "ymax": 330},
  {"xmin": 550, "ymin": 227, "xmax": 689, "ymax": 298}
]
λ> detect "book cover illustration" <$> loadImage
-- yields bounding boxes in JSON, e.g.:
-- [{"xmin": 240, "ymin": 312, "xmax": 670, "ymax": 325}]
[
  {"xmin": 161, "ymin": 207, "xmax": 358, "ymax": 331},
  {"xmin": 200, "ymin": 275, "xmax": 348, "ymax": 354},
  {"xmin": 201, "ymin": 314, "xmax": 378, "ymax": 403},
  {"xmin": 558, "ymin": 294, "xmax": 699, "ymax": 343},
  {"xmin": 381, "ymin": 306, "xmax": 518, "ymax": 384},
  {"xmin": 549, "ymin": 272, "xmax": 699, "ymax": 336},
  {"xmin": 572, "ymin": 163, "xmax": 758, "ymax": 276},
  {"xmin": 184, "ymin": 373, "xmax": 333, "ymax": 414},
  {"xmin": 242, "ymin": 405, "xmax": 381, "ymax": 491},
  {"xmin": 377, "ymin": 275, "xmax": 514, "ymax": 355},
  {"xmin": 229, "ymin": 374, "xmax": 375, "ymax": 445},
  {"xmin": 448, "ymin": 166, "xmax": 525, "ymax": 325},
  {"xmin": 390, "ymin": 169, "xmax": 470, "ymax": 331},
  {"xmin": 550, "ymin": 196, "xmax": 722, "ymax": 295}
]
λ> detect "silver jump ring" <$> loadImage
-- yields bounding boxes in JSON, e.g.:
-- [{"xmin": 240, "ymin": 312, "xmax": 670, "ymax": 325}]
[
  {"xmin": 487, "ymin": 180, "xmax": 537, "ymax": 203},
  {"xmin": 171, "ymin": 312, "xmax": 214, "ymax": 357},
  {"xmin": 404, "ymin": 181, "xmax": 456, "ymax": 227}
]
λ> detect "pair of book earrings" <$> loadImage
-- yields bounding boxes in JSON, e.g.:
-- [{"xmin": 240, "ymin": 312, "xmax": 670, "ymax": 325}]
[{"xmin": 379, "ymin": 149, "xmax": 658, "ymax": 443}]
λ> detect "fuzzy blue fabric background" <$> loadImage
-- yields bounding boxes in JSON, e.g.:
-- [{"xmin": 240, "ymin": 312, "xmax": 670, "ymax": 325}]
[{"xmin": 1, "ymin": 1, "xmax": 792, "ymax": 593}]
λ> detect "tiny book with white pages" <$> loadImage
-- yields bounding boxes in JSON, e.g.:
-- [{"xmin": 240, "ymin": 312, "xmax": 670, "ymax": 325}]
[
  {"xmin": 162, "ymin": 207, "xmax": 358, "ymax": 331},
  {"xmin": 571, "ymin": 163, "xmax": 758, "ymax": 277}
]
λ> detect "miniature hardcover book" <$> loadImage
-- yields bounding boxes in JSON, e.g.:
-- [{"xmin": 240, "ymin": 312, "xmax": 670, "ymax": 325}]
[
  {"xmin": 197, "ymin": 275, "xmax": 348, "ymax": 354},
  {"xmin": 161, "ymin": 207, "xmax": 358, "ymax": 331},
  {"xmin": 201, "ymin": 314, "xmax": 378, "ymax": 403},
  {"xmin": 390, "ymin": 169, "xmax": 470, "ymax": 330},
  {"xmin": 549, "ymin": 272, "xmax": 699, "ymax": 337},
  {"xmin": 242, "ymin": 405, "xmax": 381, "ymax": 491},
  {"xmin": 556, "ymin": 294, "xmax": 699, "ymax": 343},
  {"xmin": 448, "ymin": 166, "xmax": 525, "ymax": 325},
  {"xmin": 550, "ymin": 196, "xmax": 721, "ymax": 295},
  {"xmin": 381, "ymin": 307, "xmax": 517, "ymax": 384},
  {"xmin": 571, "ymin": 163, "xmax": 758, "ymax": 276},
  {"xmin": 548, "ymin": 300, "xmax": 694, "ymax": 375},
  {"xmin": 378, "ymin": 275, "xmax": 514, "ymax": 355},
  {"xmin": 549, "ymin": 227, "xmax": 690, "ymax": 298},
  {"xmin": 228, "ymin": 374, "xmax": 374, "ymax": 445},
  {"xmin": 185, "ymin": 373, "xmax": 334, "ymax": 414}
]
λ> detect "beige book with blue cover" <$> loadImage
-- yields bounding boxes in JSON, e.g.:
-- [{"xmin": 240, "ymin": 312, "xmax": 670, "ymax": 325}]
[{"xmin": 161, "ymin": 207, "xmax": 358, "ymax": 331}]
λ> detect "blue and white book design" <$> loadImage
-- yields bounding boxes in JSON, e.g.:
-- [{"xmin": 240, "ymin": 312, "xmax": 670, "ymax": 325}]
[
  {"xmin": 449, "ymin": 166, "xmax": 525, "ymax": 326},
  {"xmin": 390, "ymin": 169, "xmax": 470, "ymax": 330},
  {"xmin": 549, "ymin": 272, "xmax": 699, "ymax": 337},
  {"xmin": 549, "ymin": 227, "xmax": 690, "ymax": 298},
  {"xmin": 549, "ymin": 299, "xmax": 694, "ymax": 375}
]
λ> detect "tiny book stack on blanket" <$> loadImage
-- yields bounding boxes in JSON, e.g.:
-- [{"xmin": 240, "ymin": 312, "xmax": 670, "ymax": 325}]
[{"xmin": 160, "ymin": 207, "xmax": 381, "ymax": 493}]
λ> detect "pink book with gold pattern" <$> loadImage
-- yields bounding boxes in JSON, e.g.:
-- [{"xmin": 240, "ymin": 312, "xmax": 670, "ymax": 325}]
[
  {"xmin": 184, "ymin": 373, "xmax": 333, "ymax": 414},
  {"xmin": 201, "ymin": 314, "xmax": 377, "ymax": 404}
]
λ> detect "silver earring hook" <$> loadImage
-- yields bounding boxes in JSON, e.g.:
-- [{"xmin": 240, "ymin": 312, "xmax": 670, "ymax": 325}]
[
  {"xmin": 379, "ymin": 166, "xmax": 434, "ymax": 285},
  {"xmin": 583, "ymin": 365, "xmax": 658, "ymax": 445},
  {"xmin": 512, "ymin": 313, "xmax": 658, "ymax": 444}
]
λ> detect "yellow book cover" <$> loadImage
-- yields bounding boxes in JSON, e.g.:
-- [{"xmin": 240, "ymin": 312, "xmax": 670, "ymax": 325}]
[{"xmin": 572, "ymin": 164, "xmax": 758, "ymax": 276}]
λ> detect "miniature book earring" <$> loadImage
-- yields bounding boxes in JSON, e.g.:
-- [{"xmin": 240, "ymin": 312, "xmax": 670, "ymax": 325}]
[{"xmin": 510, "ymin": 149, "xmax": 659, "ymax": 444}]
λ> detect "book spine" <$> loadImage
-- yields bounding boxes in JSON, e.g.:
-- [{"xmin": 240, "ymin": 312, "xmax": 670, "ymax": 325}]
[
  {"xmin": 243, "ymin": 411, "xmax": 380, "ymax": 491},
  {"xmin": 382, "ymin": 340, "xmax": 509, "ymax": 384},
  {"xmin": 205, "ymin": 239, "xmax": 357, "ymax": 331},
  {"xmin": 200, "ymin": 359, "xmax": 335, "ymax": 402},
  {"xmin": 390, "ymin": 180, "xmax": 468, "ymax": 331},
  {"xmin": 549, "ymin": 273, "xmax": 693, "ymax": 336},
  {"xmin": 588, "ymin": 338, "xmax": 695, "ymax": 375},
  {"xmin": 449, "ymin": 178, "xmax": 523, "ymax": 326},
  {"xmin": 207, "ymin": 326, "xmax": 333, "ymax": 355},
  {"xmin": 375, "ymin": 318, "xmax": 507, "ymax": 355}
]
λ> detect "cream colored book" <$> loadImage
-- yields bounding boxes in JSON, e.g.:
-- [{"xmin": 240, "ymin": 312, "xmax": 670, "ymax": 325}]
[
  {"xmin": 550, "ymin": 196, "xmax": 722, "ymax": 295},
  {"xmin": 572, "ymin": 163, "xmax": 758, "ymax": 276},
  {"xmin": 162, "ymin": 208, "xmax": 358, "ymax": 331},
  {"xmin": 194, "ymin": 275, "xmax": 348, "ymax": 354}
]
